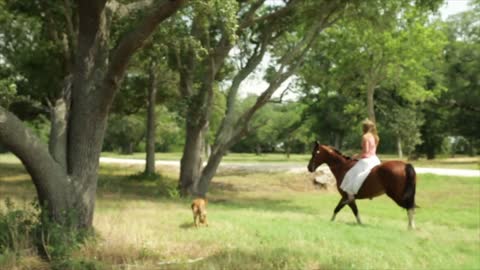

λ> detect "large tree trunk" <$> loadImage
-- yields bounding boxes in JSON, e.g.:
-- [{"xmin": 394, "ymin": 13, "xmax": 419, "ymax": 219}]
[
  {"xmin": 255, "ymin": 143, "xmax": 262, "ymax": 155},
  {"xmin": 426, "ymin": 147, "xmax": 436, "ymax": 160},
  {"xmin": 65, "ymin": 2, "xmax": 111, "ymax": 227},
  {"xmin": 204, "ymin": 141, "xmax": 211, "ymax": 159},
  {"xmin": 177, "ymin": 48, "xmax": 215, "ymax": 196},
  {"xmin": 65, "ymin": 0, "xmax": 186, "ymax": 227},
  {"xmin": 48, "ymin": 76, "xmax": 72, "ymax": 170},
  {"xmin": 397, "ymin": 136, "xmax": 403, "ymax": 159},
  {"xmin": 49, "ymin": 98, "xmax": 69, "ymax": 169},
  {"xmin": 334, "ymin": 133, "xmax": 342, "ymax": 149},
  {"xmin": 194, "ymin": 146, "xmax": 225, "ymax": 196},
  {"xmin": 145, "ymin": 62, "xmax": 158, "ymax": 175},
  {"xmin": 178, "ymin": 122, "xmax": 206, "ymax": 196},
  {"xmin": 67, "ymin": 91, "xmax": 109, "ymax": 228},
  {"xmin": 467, "ymin": 139, "xmax": 475, "ymax": 157},
  {"xmin": 366, "ymin": 83, "xmax": 376, "ymax": 123},
  {"xmin": 285, "ymin": 138, "xmax": 291, "ymax": 159}
]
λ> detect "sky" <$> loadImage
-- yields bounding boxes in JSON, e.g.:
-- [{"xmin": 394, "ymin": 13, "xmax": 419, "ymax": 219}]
[
  {"xmin": 439, "ymin": 0, "xmax": 472, "ymax": 18},
  {"xmin": 238, "ymin": 0, "xmax": 474, "ymax": 100}
]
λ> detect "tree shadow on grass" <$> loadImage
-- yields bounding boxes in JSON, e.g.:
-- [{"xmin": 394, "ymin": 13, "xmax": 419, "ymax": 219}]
[
  {"xmin": 209, "ymin": 181, "xmax": 252, "ymax": 193},
  {"xmin": 215, "ymin": 167, "xmax": 293, "ymax": 177},
  {"xmin": 209, "ymin": 196, "xmax": 319, "ymax": 215},
  {"xmin": 1, "ymin": 163, "xmax": 319, "ymax": 215},
  {"xmin": 96, "ymin": 171, "xmax": 183, "ymax": 202}
]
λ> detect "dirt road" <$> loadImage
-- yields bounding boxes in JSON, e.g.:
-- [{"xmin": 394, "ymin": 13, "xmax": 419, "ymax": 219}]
[{"xmin": 99, "ymin": 157, "xmax": 479, "ymax": 177}]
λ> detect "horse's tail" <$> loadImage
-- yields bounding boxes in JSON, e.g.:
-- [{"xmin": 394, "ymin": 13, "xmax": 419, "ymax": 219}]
[{"xmin": 402, "ymin": 163, "xmax": 416, "ymax": 209}]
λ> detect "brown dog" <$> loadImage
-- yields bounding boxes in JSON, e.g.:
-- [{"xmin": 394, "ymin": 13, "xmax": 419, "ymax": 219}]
[{"xmin": 191, "ymin": 198, "xmax": 208, "ymax": 227}]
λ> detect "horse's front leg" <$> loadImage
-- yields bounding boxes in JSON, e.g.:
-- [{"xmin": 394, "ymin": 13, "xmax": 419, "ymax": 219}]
[
  {"xmin": 331, "ymin": 198, "xmax": 348, "ymax": 221},
  {"xmin": 348, "ymin": 201, "xmax": 362, "ymax": 225}
]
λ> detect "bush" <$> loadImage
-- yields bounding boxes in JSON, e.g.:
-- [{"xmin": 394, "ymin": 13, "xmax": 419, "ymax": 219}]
[
  {"xmin": 0, "ymin": 199, "xmax": 101, "ymax": 270},
  {"xmin": 0, "ymin": 198, "xmax": 37, "ymax": 255},
  {"xmin": 34, "ymin": 208, "xmax": 91, "ymax": 264}
]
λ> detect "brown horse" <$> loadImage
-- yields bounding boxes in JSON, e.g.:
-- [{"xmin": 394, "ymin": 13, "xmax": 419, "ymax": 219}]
[{"xmin": 307, "ymin": 142, "xmax": 417, "ymax": 229}]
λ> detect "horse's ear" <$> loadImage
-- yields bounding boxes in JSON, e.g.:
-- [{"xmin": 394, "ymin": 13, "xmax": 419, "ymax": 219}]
[{"xmin": 315, "ymin": 141, "xmax": 320, "ymax": 146}]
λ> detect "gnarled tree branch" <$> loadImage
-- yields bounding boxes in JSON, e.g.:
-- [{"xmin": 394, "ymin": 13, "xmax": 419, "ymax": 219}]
[
  {"xmin": 0, "ymin": 106, "xmax": 72, "ymax": 212},
  {"xmin": 100, "ymin": 0, "xmax": 188, "ymax": 113}
]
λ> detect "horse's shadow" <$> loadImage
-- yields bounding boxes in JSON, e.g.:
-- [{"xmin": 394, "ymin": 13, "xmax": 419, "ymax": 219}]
[
  {"xmin": 343, "ymin": 221, "xmax": 370, "ymax": 227},
  {"xmin": 179, "ymin": 222, "xmax": 210, "ymax": 229}
]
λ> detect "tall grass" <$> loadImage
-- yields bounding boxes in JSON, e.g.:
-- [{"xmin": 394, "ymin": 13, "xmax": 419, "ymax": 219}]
[{"xmin": 0, "ymin": 163, "xmax": 479, "ymax": 269}]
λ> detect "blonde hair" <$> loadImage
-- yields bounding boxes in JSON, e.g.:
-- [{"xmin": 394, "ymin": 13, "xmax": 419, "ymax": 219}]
[{"xmin": 362, "ymin": 119, "xmax": 379, "ymax": 145}]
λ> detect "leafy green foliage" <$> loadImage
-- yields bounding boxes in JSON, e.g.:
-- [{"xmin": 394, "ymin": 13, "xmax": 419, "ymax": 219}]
[
  {"xmin": 0, "ymin": 198, "xmax": 36, "ymax": 255},
  {"xmin": 232, "ymin": 98, "xmax": 310, "ymax": 154},
  {"xmin": 297, "ymin": 1, "xmax": 448, "ymax": 154},
  {"xmin": 103, "ymin": 106, "xmax": 185, "ymax": 154},
  {"xmin": 0, "ymin": 198, "xmax": 95, "ymax": 269},
  {"xmin": 34, "ymin": 209, "xmax": 91, "ymax": 266},
  {"xmin": 0, "ymin": 0, "xmax": 67, "ymax": 110},
  {"xmin": 416, "ymin": 3, "xmax": 480, "ymax": 158},
  {"xmin": 0, "ymin": 77, "xmax": 17, "ymax": 107},
  {"xmin": 155, "ymin": 106, "xmax": 185, "ymax": 152},
  {"xmin": 104, "ymin": 113, "xmax": 145, "ymax": 154},
  {"xmin": 443, "ymin": 6, "xmax": 480, "ymax": 146}
]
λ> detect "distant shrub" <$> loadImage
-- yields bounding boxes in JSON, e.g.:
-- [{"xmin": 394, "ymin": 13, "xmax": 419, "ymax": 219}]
[{"xmin": 126, "ymin": 171, "xmax": 180, "ymax": 199}]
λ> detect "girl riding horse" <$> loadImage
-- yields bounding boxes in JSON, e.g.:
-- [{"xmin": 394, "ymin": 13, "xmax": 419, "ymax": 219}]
[
  {"xmin": 307, "ymin": 126, "xmax": 417, "ymax": 229},
  {"xmin": 341, "ymin": 119, "xmax": 381, "ymax": 203}
]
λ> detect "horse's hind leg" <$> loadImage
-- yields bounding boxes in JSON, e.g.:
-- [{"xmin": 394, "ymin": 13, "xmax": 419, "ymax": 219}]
[
  {"xmin": 348, "ymin": 201, "xmax": 362, "ymax": 225},
  {"xmin": 407, "ymin": 208, "xmax": 416, "ymax": 230},
  {"xmin": 331, "ymin": 198, "xmax": 348, "ymax": 221}
]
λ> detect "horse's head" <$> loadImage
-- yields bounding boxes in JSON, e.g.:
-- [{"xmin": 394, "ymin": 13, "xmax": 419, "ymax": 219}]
[{"xmin": 307, "ymin": 142, "xmax": 333, "ymax": 172}]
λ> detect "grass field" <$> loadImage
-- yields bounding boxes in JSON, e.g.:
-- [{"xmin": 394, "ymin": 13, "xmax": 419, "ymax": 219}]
[{"xmin": 0, "ymin": 161, "xmax": 479, "ymax": 269}]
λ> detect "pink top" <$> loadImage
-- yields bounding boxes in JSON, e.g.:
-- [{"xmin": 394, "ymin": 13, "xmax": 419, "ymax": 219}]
[{"xmin": 361, "ymin": 133, "xmax": 377, "ymax": 158}]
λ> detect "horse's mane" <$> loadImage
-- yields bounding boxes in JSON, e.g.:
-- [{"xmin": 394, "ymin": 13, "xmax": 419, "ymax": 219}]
[{"xmin": 327, "ymin": 146, "xmax": 352, "ymax": 160}]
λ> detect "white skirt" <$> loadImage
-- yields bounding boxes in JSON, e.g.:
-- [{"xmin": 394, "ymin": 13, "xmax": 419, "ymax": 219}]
[{"xmin": 340, "ymin": 155, "xmax": 381, "ymax": 194}]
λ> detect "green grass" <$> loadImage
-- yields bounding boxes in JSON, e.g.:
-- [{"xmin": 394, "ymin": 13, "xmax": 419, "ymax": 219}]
[{"xmin": 1, "ymin": 161, "xmax": 479, "ymax": 269}]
